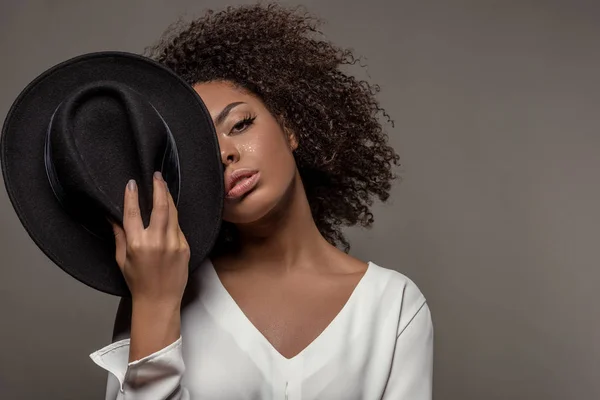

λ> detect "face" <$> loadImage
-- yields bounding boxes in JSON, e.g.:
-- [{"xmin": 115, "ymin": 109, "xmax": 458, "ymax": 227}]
[{"xmin": 193, "ymin": 81, "xmax": 298, "ymax": 224}]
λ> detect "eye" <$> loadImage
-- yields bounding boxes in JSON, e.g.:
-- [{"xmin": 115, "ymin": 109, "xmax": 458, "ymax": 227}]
[{"xmin": 231, "ymin": 115, "xmax": 256, "ymax": 134}]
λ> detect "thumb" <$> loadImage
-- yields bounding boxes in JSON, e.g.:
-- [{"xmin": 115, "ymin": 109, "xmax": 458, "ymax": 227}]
[{"xmin": 110, "ymin": 220, "xmax": 126, "ymax": 270}]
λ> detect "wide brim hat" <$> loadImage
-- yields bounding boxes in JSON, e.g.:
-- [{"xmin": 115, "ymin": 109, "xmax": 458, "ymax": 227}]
[{"xmin": 1, "ymin": 51, "xmax": 224, "ymax": 297}]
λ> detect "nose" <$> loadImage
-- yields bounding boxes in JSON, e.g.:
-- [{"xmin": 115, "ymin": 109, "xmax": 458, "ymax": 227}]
[{"xmin": 219, "ymin": 137, "xmax": 240, "ymax": 167}]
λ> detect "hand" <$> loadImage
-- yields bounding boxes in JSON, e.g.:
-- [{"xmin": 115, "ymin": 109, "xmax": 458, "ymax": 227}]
[{"xmin": 111, "ymin": 171, "xmax": 190, "ymax": 307}]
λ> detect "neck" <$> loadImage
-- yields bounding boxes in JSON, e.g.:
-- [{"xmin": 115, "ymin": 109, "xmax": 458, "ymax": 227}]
[{"xmin": 234, "ymin": 171, "xmax": 330, "ymax": 273}]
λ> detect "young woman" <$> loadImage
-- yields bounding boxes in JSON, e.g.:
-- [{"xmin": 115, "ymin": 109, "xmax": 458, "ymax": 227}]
[{"xmin": 90, "ymin": 4, "xmax": 433, "ymax": 399}]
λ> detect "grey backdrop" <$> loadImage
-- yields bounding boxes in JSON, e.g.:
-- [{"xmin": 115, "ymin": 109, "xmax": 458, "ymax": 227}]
[{"xmin": 1, "ymin": 1, "xmax": 599, "ymax": 399}]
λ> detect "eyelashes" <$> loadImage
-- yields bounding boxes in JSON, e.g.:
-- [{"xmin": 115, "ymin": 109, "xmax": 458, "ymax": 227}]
[{"xmin": 230, "ymin": 114, "xmax": 257, "ymax": 134}]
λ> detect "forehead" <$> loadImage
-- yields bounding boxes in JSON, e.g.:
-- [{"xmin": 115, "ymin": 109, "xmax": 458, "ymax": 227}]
[{"xmin": 193, "ymin": 81, "xmax": 255, "ymax": 115}]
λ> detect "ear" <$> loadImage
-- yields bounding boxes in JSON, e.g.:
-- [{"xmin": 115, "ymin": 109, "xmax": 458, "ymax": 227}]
[
  {"xmin": 280, "ymin": 119, "xmax": 298, "ymax": 151},
  {"xmin": 288, "ymin": 130, "xmax": 299, "ymax": 151}
]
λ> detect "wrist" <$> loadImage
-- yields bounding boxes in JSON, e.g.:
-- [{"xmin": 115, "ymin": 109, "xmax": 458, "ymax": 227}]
[
  {"xmin": 129, "ymin": 299, "xmax": 182, "ymax": 362},
  {"xmin": 132, "ymin": 296, "xmax": 181, "ymax": 315},
  {"xmin": 131, "ymin": 299, "xmax": 181, "ymax": 338}
]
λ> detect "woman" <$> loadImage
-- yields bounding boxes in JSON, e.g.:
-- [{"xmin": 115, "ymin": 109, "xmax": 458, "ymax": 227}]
[{"xmin": 90, "ymin": 4, "xmax": 433, "ymax": 399}]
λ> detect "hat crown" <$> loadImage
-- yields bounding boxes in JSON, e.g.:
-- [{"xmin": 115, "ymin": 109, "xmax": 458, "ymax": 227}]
[{"xmin": 46, "ymin": 80, "xmax": 180, "ymax": 239}]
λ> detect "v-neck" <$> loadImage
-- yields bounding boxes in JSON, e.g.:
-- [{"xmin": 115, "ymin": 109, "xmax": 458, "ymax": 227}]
[{"xmin": 200, "ymin": 259, "xmax": 374, "ymax": 369}]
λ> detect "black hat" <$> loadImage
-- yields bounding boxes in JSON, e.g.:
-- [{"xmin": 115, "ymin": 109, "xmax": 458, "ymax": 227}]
[{"xmin": 1, "ymin": 51, "xmax": 224, "ymax": 297}]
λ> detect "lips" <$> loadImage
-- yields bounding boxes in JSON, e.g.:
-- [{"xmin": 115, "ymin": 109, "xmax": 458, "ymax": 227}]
[{"xmin": 225, "ymin": 169, "xmax": 260, "ymax": 199}]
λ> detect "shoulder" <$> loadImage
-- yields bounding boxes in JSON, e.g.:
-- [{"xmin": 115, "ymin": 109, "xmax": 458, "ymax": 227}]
[{"xmin": 366, "ymin": 261, "xmax": 430, "ymax": 335}]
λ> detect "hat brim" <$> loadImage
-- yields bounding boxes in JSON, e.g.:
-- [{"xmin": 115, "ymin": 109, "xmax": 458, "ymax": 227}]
[{"xmin": 1, "ymin": 51, "xmax": 224, "ymax": 297}]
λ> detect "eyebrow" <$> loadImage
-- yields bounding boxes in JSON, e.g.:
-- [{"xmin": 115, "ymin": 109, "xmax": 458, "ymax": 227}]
[{"xmin": 214, "ymin": 102, "xmax": 246, "ymax": 127}]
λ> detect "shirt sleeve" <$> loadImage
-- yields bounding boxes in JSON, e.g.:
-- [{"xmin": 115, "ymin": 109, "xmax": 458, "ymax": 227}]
[
  {"xmin": 89, "ymin": 336, "xmax": 190, "ymax": 400},
  {"xmin": 382, "ymin": 302, "xmax": 434, "ymax": 399}
]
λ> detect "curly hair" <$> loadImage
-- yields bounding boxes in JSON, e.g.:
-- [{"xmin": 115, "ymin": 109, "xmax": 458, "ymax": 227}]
[{"xmin": 144, "ymin": 3, "xmax": 400, "ymax": 254}]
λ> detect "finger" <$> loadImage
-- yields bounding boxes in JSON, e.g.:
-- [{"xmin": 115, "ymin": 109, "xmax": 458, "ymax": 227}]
[
  {"xmin": 122, "ymin": 179, "xmax": 144, "ymax": 237},
  {"xmin": 149, "ymin": 171, "xmax": 169, "ymax": 233}
]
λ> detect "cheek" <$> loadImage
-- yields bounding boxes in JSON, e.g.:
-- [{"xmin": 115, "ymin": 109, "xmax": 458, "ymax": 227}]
[
  {"xmin": 238, "ymin": 140, "xmax": 259, "ymax": 155},
  {"xmin": 263, "ymin": 136, "xmax": 294, "ymax": 171},
  {"xmin": 244, "ymin": 129, "xmax": 292, "ymax": 165},
  {"xmin": 244, "ymin": 131, "xmax": 295, "ymax": 186}
]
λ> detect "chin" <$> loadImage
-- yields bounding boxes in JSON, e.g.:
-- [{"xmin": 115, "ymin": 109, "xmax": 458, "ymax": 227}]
[{"xmin": 222, "ymin": 188, "xmax": 279, "ymax": 225}]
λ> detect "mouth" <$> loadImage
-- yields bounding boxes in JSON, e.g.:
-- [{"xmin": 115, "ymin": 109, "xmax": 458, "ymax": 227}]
[{"xmin": 226, "ymin": 171, "xmax": 260, "ymax": 200}]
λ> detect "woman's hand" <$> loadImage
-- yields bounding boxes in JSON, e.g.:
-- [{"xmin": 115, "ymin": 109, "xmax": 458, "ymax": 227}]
[
  {"xmin": 111, "ymin": 171, "xmax": 190, "ymax": 305},
  {"xmin": 110, "ymin": 171, "xmax": 190, "ymax": 361}
]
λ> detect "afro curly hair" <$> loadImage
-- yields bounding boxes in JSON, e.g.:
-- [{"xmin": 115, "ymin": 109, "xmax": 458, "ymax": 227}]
[{"xmin": 144, "ymin": 3, "xmax": 400, "ymax": 254}]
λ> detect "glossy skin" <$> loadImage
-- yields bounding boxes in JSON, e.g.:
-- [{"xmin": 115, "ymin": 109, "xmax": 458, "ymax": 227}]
[
  {"xmin": 199, "ymin": 81, "xmax": 298, "ymax": 226},
  {"xmin": 194, "ymin": 81, "xmax": 368, "ymax": 359}
]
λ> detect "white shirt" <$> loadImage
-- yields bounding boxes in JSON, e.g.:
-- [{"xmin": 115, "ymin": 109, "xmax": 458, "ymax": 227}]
[{"xmin": 90, "ymin": 260, "xmax": 434, "ymax": 399}]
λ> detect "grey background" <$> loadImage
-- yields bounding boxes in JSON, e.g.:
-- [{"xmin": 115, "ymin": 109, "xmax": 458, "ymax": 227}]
[{"xmin": 1, "ymin": 0, "xmax": 599, "ymax": 399}]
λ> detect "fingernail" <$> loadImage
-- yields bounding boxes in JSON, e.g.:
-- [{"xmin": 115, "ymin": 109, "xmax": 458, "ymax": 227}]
[
  {"xmin": 154, "ymin": 171, "xmax": 163, "ymax": 181},
  {"xmin": 127, "ymin": 179, "xmax": 136, "ymax": 191}
]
